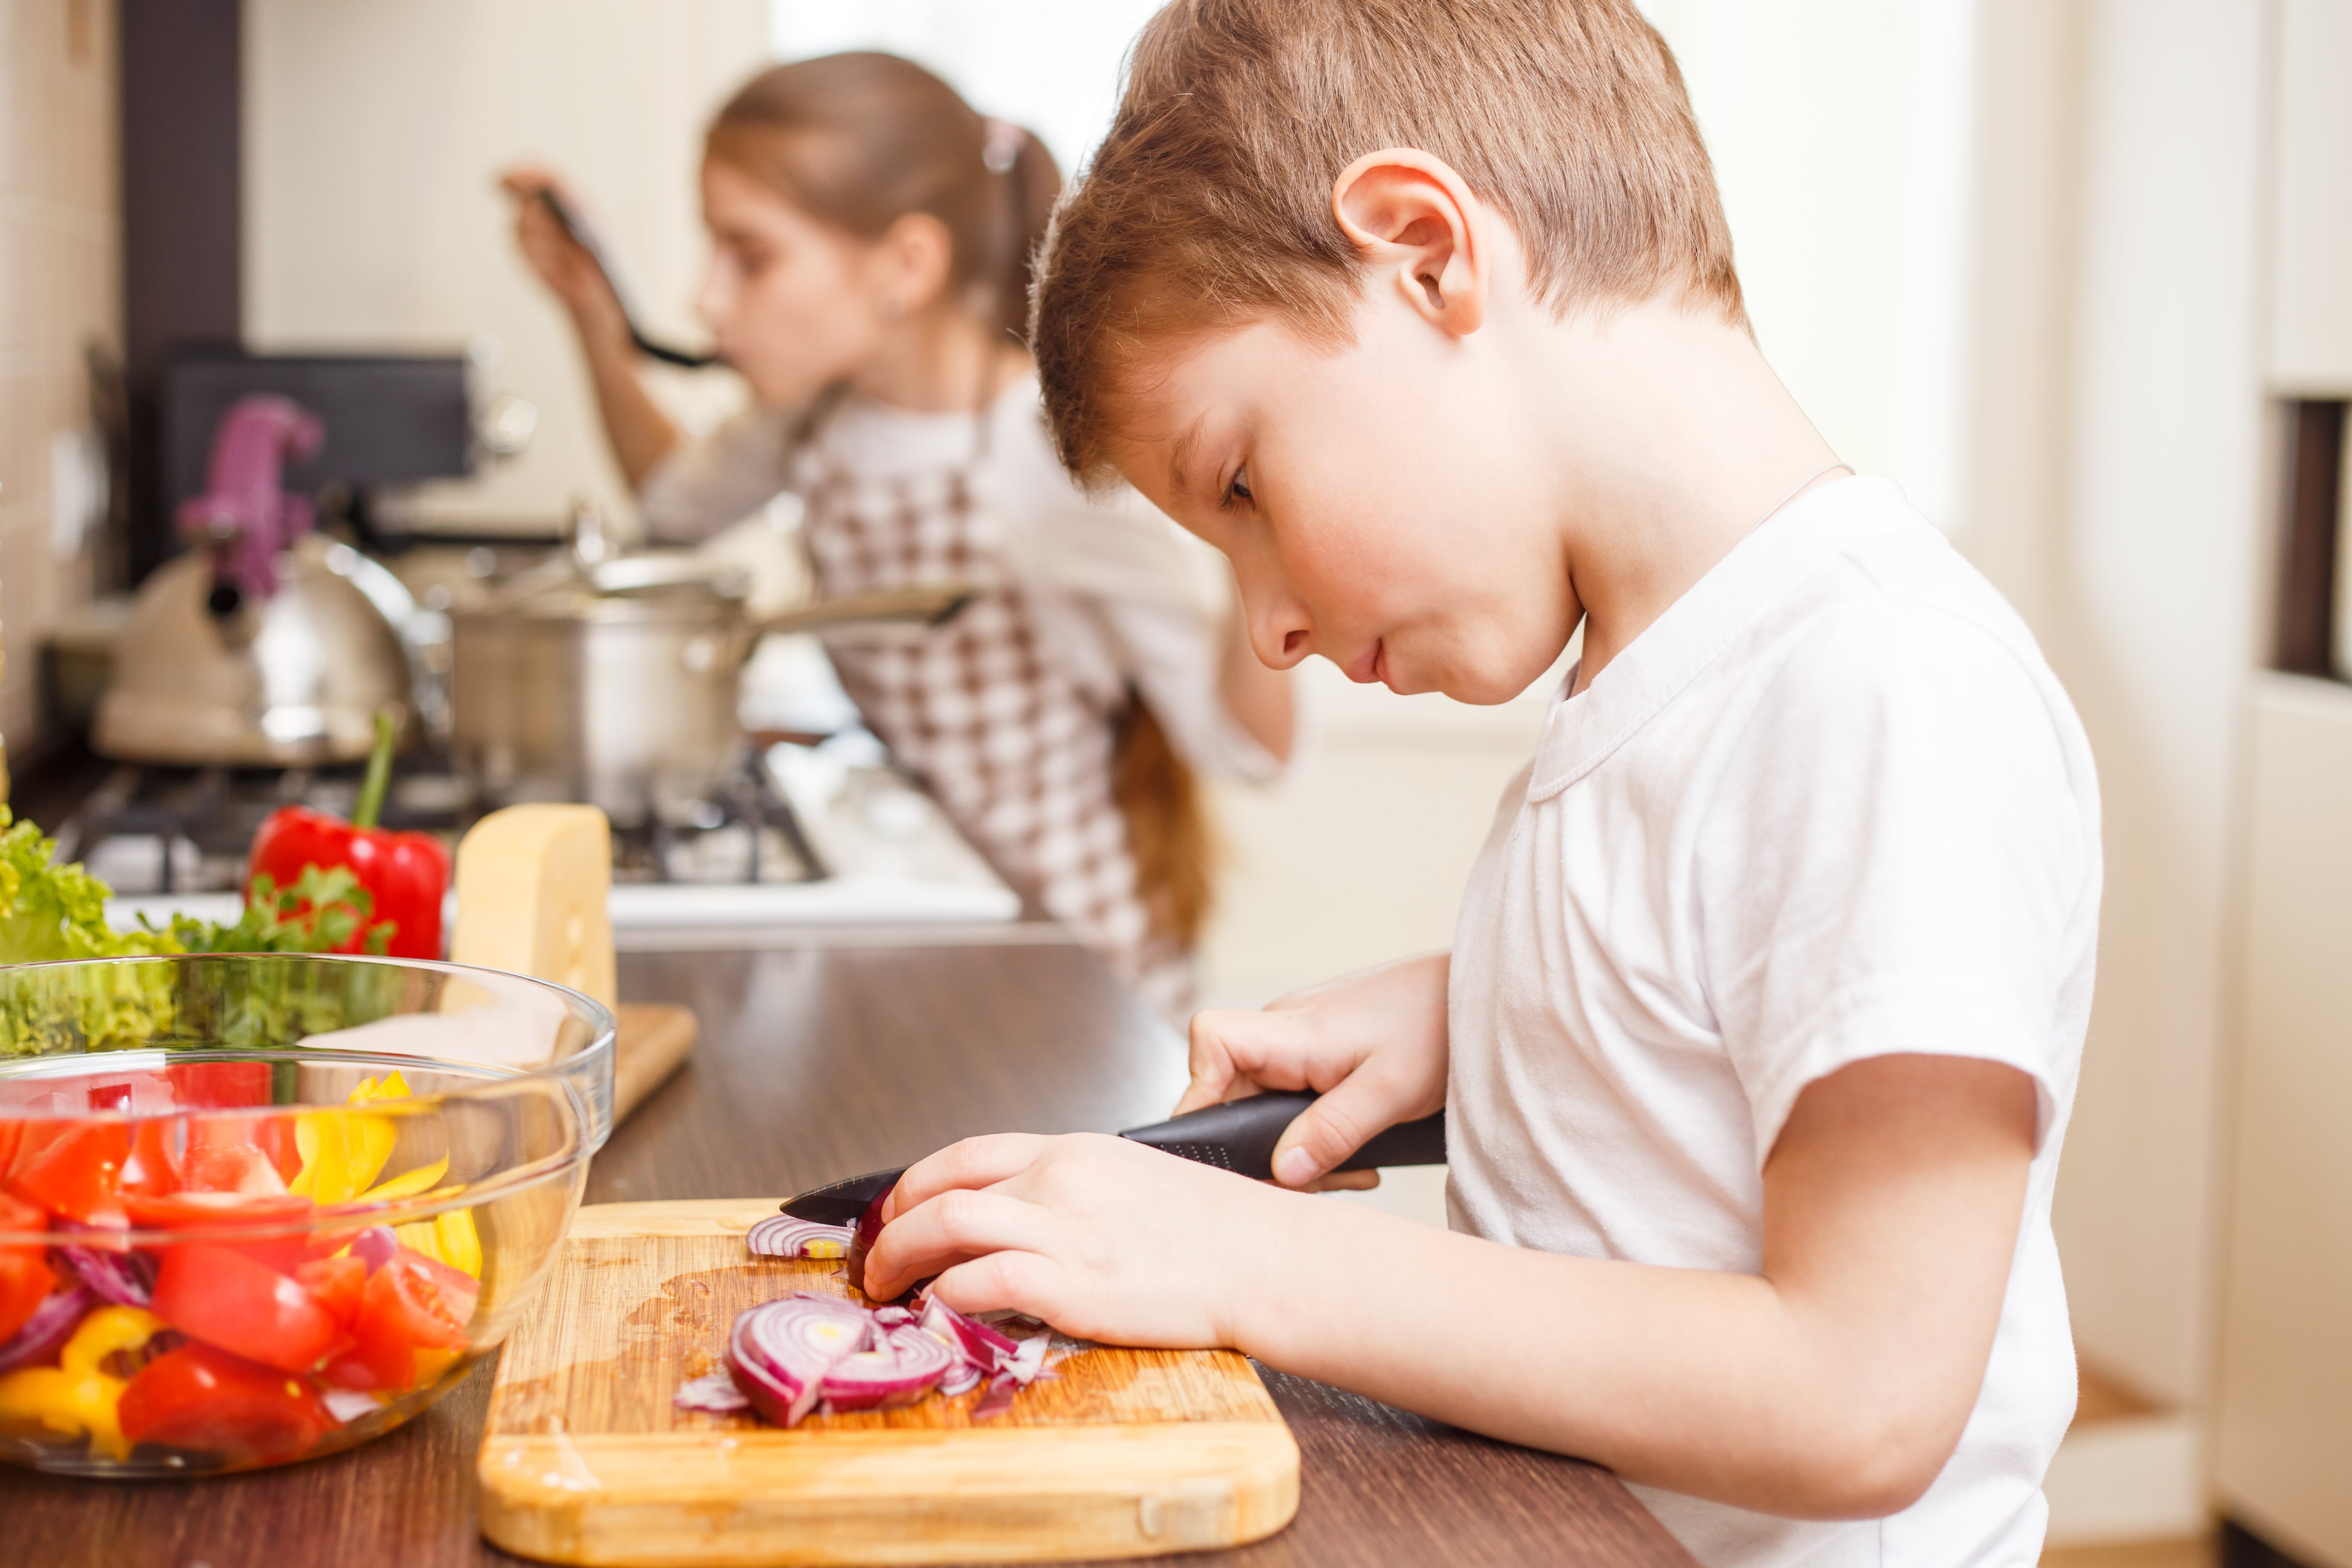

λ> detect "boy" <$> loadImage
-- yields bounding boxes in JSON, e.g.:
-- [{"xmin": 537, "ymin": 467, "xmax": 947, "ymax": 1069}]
[{"xmin": 861, "ymin": 2, "xmax": 2098, "ymax": 1562}]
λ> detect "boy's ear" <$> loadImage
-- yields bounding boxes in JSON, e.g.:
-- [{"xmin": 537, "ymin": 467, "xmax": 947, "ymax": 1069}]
[{"xmin": 1331, "ymin": 150, "xmax": 1486, "ymax": 337}]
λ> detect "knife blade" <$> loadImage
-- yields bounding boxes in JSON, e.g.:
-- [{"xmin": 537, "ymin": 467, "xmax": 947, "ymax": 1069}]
[{"xmin": 777, "ymin": 1092, "xmax": 1447, "ymax": 1225}]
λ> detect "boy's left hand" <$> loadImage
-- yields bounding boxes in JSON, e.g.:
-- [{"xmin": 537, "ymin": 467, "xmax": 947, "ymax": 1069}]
[{"xmin": 860, "ymin": 1132, "xmax": 1298, "ymax": 1347}]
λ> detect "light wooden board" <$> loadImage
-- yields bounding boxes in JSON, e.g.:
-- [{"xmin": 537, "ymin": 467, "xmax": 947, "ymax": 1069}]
[
  {"xmin": 612, "ymin": 1004, "xmax": 697, "ymax": 1127},
  {"xmin": 478, "ymin": 1199, "xmax": 1299, "ymax": 1567}
]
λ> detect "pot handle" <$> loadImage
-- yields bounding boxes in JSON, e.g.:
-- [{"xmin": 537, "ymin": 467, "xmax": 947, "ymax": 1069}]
[{"xmin": 737, "ymin": 585, "xmax": 977, "ymax": 657}]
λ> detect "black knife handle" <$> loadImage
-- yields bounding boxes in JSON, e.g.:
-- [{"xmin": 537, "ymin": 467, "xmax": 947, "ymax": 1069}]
[{"xmin": 1119, "ymin": 1091, "xmax": 1446, "ymax": 1180}]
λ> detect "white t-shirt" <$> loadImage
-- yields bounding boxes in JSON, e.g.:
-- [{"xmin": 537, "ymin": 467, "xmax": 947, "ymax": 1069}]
[{"xmin": 1446, "ymin": 477, "xmax": 2100, "ymax": 1567}]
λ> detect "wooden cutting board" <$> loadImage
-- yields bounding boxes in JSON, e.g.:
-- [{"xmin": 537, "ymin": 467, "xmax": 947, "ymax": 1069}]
[
  {"xmin": 611, "ymin": 1003, "xmax": 697, "ymax": 1126},
  {"xmin": 477, "ymin": 1199, "xmax": 1300, "ymax": 1566}
]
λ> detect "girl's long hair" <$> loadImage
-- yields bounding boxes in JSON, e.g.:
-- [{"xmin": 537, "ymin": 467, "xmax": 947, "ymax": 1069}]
[
  {"xmin": 708, "ymin": 54, "xmax": 1217, "ymax": 951},
  {"xmin": 706, "ymin": 52, "xmax": 1059, "ymax": 340}
]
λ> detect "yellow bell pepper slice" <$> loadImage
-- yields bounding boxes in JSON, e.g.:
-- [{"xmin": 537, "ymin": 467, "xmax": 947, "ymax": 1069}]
[
  {"xmin": 0, "ymin": 1306, "xmax": 162, "ymax": 1462},
  {"xmin": 358, "ymin": 1155, "xmax": 449, "ymax": 1206},
  {"xmin": 289, "ymin": 1072, "xmax": 410, "ymax": 1203},
  {"xmin": 395, "ymin": 1204, "xmax": 482, "ymax": 1280}
]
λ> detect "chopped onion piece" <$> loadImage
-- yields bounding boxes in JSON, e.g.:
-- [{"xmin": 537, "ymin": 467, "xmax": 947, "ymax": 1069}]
[
  {"xmin": 55, "ymin": 1244, "xmax": 154, "ymax": 1308},
  {"xmin": 0, "ymin": 1285, "xmax": 94, "ymax": 1375},
  {"xmin": 919, "ymin": 1295, "xmax": 1016, "ymax": 1372},
  {"xmin": 673, "ymin": 1370, "xmax": 752, "ymax": 1415},
  {"xmin": 820, "ymin": 1326, "xmax": 954, "ymax": 1412},
  {"xmin": 747, "ymin": 1215, "xmax": 854, "ymax": 1261},
  {"xmin": 351, "ymin": 1226, "xmax": 399, "ymax": 1274},
  {"xmin": 937, "ymin": 1362, "xmax": 983, "ymax": 1398},
  {"xmin": 725, "ymin": 1296, "xmax": 873, "ymax": 1428},
  {"xmin": 321, "ymin": 1388, "xmax": 382, "ymax": 1424},
  {"xmin": 843, "ymin": 1183, "xmax": 891, "ymax": 1297}
]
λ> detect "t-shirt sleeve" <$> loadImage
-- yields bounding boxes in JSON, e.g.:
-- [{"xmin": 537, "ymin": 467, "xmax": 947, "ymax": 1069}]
[
  {"xmin": 1693, "ymin": 605, "xmax": 2095, "ymax": 1166},
  {"xmin": 637, "ymin": 404, "xmax": 799, "ymax": 545}
]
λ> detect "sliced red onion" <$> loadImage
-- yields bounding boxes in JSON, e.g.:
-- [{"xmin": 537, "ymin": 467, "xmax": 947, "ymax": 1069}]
[
  {"xmin": 673, "ymin": 1370, "xmax": 752, "ymax": 1415},
  {"xmin": 843, "ymin": 1182, "xmax": 891, "ymax": 1298},
  {"xmin": 919, "ymin": 1295, "xmax": 1016, "ymax": 1372},
  {"xmin": 818, "ymin": 1325, "xmax": 954, "ymax": 1412},
  {"xmin": 747, "ymin": 1216, "xmax": 854, "ymax": 1260},
  {"xmin": 936, "ymin": 1362, "xmax": 983, "ymax": 1398},
  {"xmin": 971, "ymin": 1372, "xmax": 1020, "ymax": 1420},
  {"xmin": 55, "ymin": 1244, "xmax": 155, "ymax": 1308},
  {"xmin": 0, "ymin": 1285, "xmax": 94, "ymax": 1374},
  {"xmin": 871, "ymin": 1305, "xmax": 913, "ymax": 1329},
  {"xmin": 320, "ymin": 1389, "xmax": 380, "ymax": 1425},
  {"xmin": 351, "ymin": 1226, "xmax": 399, "ymax": 1274},
  {"xmin": 726, "ymin": 1296, "xmax": 873, "ymax": 1428},
  {"xmin": 1003, "ymin": 1332, "xmax": 1050, "ymax": 1383}
]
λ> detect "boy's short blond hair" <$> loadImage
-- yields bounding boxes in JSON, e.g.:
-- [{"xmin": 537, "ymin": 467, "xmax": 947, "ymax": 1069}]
[{"xmin": 1032, "ymin": 0, "xmax": 1744, "ymax": 483}]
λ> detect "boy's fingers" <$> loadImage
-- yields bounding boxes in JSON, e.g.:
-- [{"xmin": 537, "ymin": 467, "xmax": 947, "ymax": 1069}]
[
  {"xmin": 1267, "ymin": 1067, "xmax": 1424, "ymax": 1188},
  {"xmin": 863, "ymin": 1186, "xmax": 1056, "ymax": 1301},
  {"xmin": 885, "ymin": 1133, "xmax": 1054, "ymax": 1219},
  {"xmin": 923, "ymin": 1250, "xmax": 1067, "ymax": 1323}
]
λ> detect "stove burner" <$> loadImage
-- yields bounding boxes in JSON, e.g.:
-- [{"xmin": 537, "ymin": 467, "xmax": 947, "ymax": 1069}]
[{"xmin": 51, "ymin": 756, "xmax": 821, "ymax": 897}]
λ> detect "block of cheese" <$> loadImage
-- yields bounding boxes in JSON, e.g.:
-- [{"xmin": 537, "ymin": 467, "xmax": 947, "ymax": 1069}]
[{"xmin": 449, "ymin": 804, "xmax": 616, "ymax": 1009}]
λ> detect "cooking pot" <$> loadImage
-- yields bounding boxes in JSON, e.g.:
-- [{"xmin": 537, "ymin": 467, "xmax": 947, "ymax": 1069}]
[{"xmin": 447, "ymin": 555, "xmax": 967, "ymax": 825}]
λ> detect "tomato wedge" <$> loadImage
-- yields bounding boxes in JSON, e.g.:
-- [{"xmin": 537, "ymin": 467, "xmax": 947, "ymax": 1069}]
[
  {"xmin": 152, "ymin": 1244, "xmax": 339, "ymax": 1373},
  {"xmin": 119, "ymin": 1190, "xmax": 315, "ymax": 1273},
  {"xmin": 165, "ymin": 1062, "xmax": 273, "ymax": 1109},
  {"xmin": 321, "ymin": 1250, "xmax": 474, "ymax": 1392},
  {"xmin": 0, "ymin": 1192, "xmax": 52, "ymax": 1344},
  {"xmin": 117, "ymin": 1342, "xmax": 333, "ymax": 1461},
  {"xmin": 293, "ymin": 1255, "xmax": 366, "ymax": 1330},
  {"xmin": 5, "ymin": 1122, "xmax": 130, "ymax": 1227}
]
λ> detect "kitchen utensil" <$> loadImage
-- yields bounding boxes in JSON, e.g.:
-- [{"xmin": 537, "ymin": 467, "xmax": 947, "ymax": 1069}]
[
  {"xmin": 611, "ymin": 1001, "xmax": 697, "ymax": 1124},
  {"xmin": 95, "ymin": 396, "xmax": 421, "ymax": 766},
  {"xmin": 477, "ymin": 1199, "xmax": 1298, "ymax": 1563},
  {"xmin": 533, "ymin": 187, "xmax": 717, "ymax": 369},
  {"xmin": 0, "ymin": 952, "xmax": 615, "ymax": 1478},
  {"xmin": 448, "ymin": 551, "xmax": 971, "ymax": 825},
  {"xmin": 780, "ymin": 1091, "xmax": 1448, "ymax": 1225}
]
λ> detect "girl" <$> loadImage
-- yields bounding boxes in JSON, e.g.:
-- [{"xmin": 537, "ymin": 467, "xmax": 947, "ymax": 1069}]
[{"xmin": 504, "ymin": 53, "xmax": 1293, "ymax": 1016}]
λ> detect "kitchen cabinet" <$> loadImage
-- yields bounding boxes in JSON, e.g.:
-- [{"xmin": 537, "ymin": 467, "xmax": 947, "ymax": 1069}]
[
  {"xmin": 2215, "ymin": 673, "xmax": 2352, "ymax": 1565},
  {"xmin": 2269, "ymin": 0, "xmax": 2352, "ymax": 392}
]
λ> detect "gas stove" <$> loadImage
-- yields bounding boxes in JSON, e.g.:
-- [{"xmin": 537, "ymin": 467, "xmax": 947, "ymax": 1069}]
[{"xmin": 42, "ymin": 734, "xmax": 1027, "ymax": 950}]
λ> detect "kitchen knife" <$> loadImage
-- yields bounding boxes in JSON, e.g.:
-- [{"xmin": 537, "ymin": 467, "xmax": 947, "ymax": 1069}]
[{"xmin": 778, "ymin": 1092, "xmax": 1447, "ymax": 1226}]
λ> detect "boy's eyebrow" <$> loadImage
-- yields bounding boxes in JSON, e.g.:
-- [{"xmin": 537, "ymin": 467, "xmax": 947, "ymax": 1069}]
[{"xmin": 1164, "ymin": 414, "xmax": 1209, "ymax": 502}]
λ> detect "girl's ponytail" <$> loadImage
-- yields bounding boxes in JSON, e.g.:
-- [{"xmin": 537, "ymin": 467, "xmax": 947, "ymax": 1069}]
[{"xmin": 983, "ymin": 119, "xmax": 1062, "ymax": 341}]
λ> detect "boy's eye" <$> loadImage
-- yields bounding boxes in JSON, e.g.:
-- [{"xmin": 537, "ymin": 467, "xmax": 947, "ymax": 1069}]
[{"xmin": 1225, "ymin": 467, "xmax": 1253, "ymax": 507}]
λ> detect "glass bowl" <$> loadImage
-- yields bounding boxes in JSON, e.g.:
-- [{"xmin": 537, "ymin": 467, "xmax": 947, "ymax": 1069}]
[{"xmin": 0, "ymin": 954, "xmax": 613, "ymax": 1477}]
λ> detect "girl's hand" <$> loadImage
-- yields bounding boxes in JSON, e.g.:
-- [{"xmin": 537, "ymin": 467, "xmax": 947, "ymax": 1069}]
[
  {"xmin": 862, "ymin": 1132, "xmax": 1299, "ymax": 1347},
  {"xmin": 1182, "ymin": 952, "xmax": 1451, "ymax": 1188},
  {"xmin": 497, "ymin": 166, "xmax": 627, "ymax": 340}
]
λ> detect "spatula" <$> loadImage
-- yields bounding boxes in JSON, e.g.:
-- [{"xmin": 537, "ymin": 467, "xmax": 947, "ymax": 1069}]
[{"xmin": 778, "ymin": 1092, "xmax": 1447, "ymax": 1225}]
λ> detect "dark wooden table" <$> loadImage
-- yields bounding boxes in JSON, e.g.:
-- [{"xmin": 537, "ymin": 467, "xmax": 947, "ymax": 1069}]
[{"xmin": 2, "ymin": 942, "xmax": 1695, "ymax": 1567}]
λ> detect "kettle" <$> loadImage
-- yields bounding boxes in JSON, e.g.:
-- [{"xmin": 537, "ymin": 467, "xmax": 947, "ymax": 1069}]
[{"xmin": 94, "ymin": 396, "xmax": 416, "ymax": 766}]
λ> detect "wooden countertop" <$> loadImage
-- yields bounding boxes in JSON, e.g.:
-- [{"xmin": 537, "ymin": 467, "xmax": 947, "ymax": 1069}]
[{"xmin": 0, "ymin": 942, "xmax": 1695, "ymax": 1567}]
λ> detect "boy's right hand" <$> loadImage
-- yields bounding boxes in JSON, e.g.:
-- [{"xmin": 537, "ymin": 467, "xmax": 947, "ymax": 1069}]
[{"xmin": 1181, "ymin": 952, "xmax": 1450, "ymax": 1189}]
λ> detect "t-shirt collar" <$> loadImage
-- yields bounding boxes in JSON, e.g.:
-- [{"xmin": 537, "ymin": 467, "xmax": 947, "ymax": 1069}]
[{"xmin": 1528, "ymin": 475, "xmax": 1901, "ymax": 800}]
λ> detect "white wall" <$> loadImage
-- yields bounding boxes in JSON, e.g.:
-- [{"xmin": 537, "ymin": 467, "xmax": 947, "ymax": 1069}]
[
  {"xmin": 243, "ymin": 0, "xmax": 770, "ymax": 533},
  {"xmin": 0, "ymin": 0, "xmax": 114, "ymax": 760},
  {"xmin": 2037, "ymin": 0, "xmax": 2270, "ymax": 1410}
]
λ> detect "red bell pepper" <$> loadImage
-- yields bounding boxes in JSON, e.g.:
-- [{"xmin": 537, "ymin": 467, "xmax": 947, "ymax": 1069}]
[{"xmin": 245, "ymin": 710, "xmax": 448, "ymax": 959}]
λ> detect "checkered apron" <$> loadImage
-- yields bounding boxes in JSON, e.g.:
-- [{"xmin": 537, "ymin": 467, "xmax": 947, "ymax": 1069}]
[{"xmin": 797, "ymin": 442, "xmax": 1192, "ymax": 1017}]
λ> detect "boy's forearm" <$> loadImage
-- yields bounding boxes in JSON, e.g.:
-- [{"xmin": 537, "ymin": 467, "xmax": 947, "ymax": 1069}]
[{"xmin": 1230, "ymin": 1195, "xmax": 1958, "ymax": 1520}]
